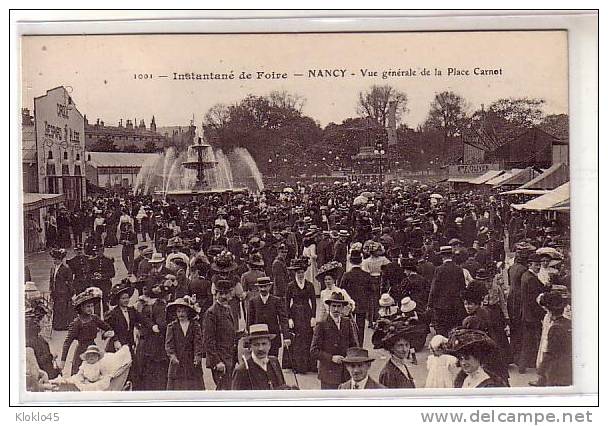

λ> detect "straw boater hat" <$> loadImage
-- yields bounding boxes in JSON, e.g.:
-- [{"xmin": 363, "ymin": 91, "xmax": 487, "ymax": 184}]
[
  {"xmin": 255, "ymin": 276, "xmax": 273, "ymax": 287},
  {"xmin": 438, "ymin": 246, "xmax": 453, "ymax": 256},
  {"xmin": 72, "ymin": 287, "xmax": 103, "ymax": 310},
  {"xmin": 378, "ymin": 293, "xmax": 395, "ymax": 308},
  {"xmin": 324, "ymin": 291, "xmax": 350, "ymax": 306},
  {"xmin": 316, "ymin": 261, "xmax": 342, "ymax": 280},
  {"xmin": 244, "ymin": 323, "xmax": 276, "ymax": 342},
  {"xmin": 148, "ymin": 252, "xmax": 165, "ymax": 264},
  {"xmin": 167, "ymin": 237, "xmax": 184, "ymax": 249},
  {"xmin": 248, "ymin": 237, "xmax": 266, "ymax": 251},
  {"xmin": 338, "ymin": 230, "xmax": 350, "ymax": 238},
  {"xmin": 400, "ymin": 297, "xmax": 417, "ymax": 313},
  {"xmin": 166, "ymin": 296, "xmax": 200, "ymax": 319},
  {"xmin": 109, "ymin": 278, "xmax": 135, "ymax": 306},
  {"xmin": 79, "ymin": 345, "xmax": 104, "ymax": 361},
  {"xmin": 342, "ymin": 347, "xmax": 375, "ymax": 364},
  {"xmin": 211, "ymin": 251, "xmax": 238, "ymax": 273}
]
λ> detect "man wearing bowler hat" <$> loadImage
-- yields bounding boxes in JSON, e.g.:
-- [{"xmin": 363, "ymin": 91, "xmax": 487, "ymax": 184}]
[
  {"xmin": 518, "ymin": 253, "xmax": 546, "ymax": 374},
  {"xmin": 202, "ymin": 279, "xmax": 238, "ymax": 390},
  {"xmin": 311, "ymin": 291, "xmax": 359, "ymax": 389},
  {"xmin": 507, "ymin": 250, "xmax": 529, "ymax": 367},
  {"xmin": 67, "ymin": 244, "xmax": 89, "ymax": 294},
  {"xmin": 231, "ymin": 324, "xmax": 287, "ymax": 390},
  {"xmin": 427, "ymin": 246, "xmax": 466, "ymax": 337},
  {"xmin": 338, "ymin": 347, "xmax": 385, "ymax": 390},
  {"xmin": 246, "ymin": 277, "xmax": 292, "ymax": 359},
  {"xmin": 87, "ymin": 245, "xmax": 115, "ymax": 310},
  {"xmin": 271, "ymin": 243, "xmax": 290, "ymax": 302}
]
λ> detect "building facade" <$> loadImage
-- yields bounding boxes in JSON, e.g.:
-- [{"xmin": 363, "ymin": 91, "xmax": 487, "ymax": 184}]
[
  {"xmin": 86, "ymin": 152, "xmax": 161, "ymax": 189},
  {"xmin": 34, "ymin": 86, "xmax": 86, "ymax": 209},
  {"xmin": 85, "ymin": 116, "xmax": 167, "ymax": 151}
]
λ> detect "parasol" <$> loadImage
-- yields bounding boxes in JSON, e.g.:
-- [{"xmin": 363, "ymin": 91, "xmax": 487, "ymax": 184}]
[{"xmin": 353, "ymin": 195, "xmax": 369, "ymax": 206}]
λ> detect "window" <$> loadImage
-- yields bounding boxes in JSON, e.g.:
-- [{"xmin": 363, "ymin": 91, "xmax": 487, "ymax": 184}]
[
  {"xmin": 47, "ymin": 150, "xmax": 53, "ymax": 160},
  {"xmin": 76, "ymin": 153, "xmax": 80, "ymax": 160},
  {"xmin": 62, "ymin": 164, "xmax": 70, "ymax": 175},
  {"xmin": 63, "ymin": 152, "xmax": 68, "ymax": 160},
  {"xmin": 74, "ymin": 165, "xmax": 82, "ymax": 176}
]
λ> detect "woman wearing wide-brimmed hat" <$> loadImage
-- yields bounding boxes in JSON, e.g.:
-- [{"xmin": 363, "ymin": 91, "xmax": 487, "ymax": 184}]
[
  {"xmin": 285, "ymin": 257, "xmax": 317, "ymax": 373},
  {"xmin": 59, "ymin": 287, "xmax": 114, "ymax": 376},
  {"xmin": 374, "ymin": 322, "xmax": 417, "ymax": 388},
  {"xmin": 165, "ymin": 296, "xmax": 205, "ymax": 390},
  {"xmin": 302, "ymin": 230, "xmax": 321, "ymax": 295},
  {"xmin": 447, "ymin": 328, "xmax": 508, "ymax": 388}
]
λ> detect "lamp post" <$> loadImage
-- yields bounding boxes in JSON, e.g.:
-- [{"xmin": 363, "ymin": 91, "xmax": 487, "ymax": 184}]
[{"xmin": 374, "ymin": 142, "xmax": 385, "ymax": 187}]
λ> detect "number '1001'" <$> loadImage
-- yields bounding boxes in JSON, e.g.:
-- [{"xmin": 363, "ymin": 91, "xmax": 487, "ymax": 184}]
[{"xmin": 134, "ymin": 74, "xmax": 153, "ymax": 79}]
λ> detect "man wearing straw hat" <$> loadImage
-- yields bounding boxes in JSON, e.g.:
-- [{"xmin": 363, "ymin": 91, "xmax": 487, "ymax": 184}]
[{"xmin": 231, "ymin": 324, "xmax": 287, "ymax": 390}]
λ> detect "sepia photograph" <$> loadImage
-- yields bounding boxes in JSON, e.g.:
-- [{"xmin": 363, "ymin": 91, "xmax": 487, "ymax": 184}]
[{"xmin": 14, "ymin": 17, "xmax": 594, "ymax": 403}]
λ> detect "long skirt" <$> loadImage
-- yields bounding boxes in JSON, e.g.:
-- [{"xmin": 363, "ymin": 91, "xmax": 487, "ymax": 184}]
[
  {"xmin": 167, "ymin": 366, "xmax": 205, "ymax": 390},
  {"xmin": 284, "ymin": 303, "xmax": 314, "ymax": 373},
  {"xmin": 138, "ymin": 357, "xmax": 168, "ymax": 390},
  {"xmin": 305, "ymin": 264, "xmax": 320, "ymax": 295},
  {"xmin": 52, "ymin": 293, "xmax": 75, "ymax": 331}
]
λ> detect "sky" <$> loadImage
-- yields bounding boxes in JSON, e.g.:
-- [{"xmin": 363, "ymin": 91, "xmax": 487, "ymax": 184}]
[{"xmin": 21, "ymin": 31, "xmax": 568, "ymax": 129}]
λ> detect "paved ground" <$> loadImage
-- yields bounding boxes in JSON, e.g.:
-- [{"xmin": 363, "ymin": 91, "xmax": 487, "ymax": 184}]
[{"xmin": 25, "ymin": 244, "xmax": 537, "ymax": 390}]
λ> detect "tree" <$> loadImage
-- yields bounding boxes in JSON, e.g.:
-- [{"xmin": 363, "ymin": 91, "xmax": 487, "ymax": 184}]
[
  {"xmin": 89, "ymin": 135, "xmax": 117, "ymax": 152},
  {"xmin": 269, "ymin": 90, "xmax": 305, "ymax": 113},
  {"xmin": 122, "ymin": 144, "xmax": 141, "ymax": 153},
  {"xmin": 203, "ymin": 103, "xmax": 230, "ymax": 130},
  {"xmin": 142, "ymin": 140, "xmax": 159, "ymax": 153},
  {"xmin": 539, "ymin": 113, "xmax": 569, "ymax": 140},
  {"xmin": 357, "ymin": 85, "xmax": 408, "ymax": 128},
  {"xmin": 423, "ymin": 91, "xmax": 469, "ymax": 145}
]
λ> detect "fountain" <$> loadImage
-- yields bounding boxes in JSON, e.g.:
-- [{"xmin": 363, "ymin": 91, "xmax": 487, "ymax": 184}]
[{"xmin": 133, "ymin": 131, "xmax": 264, "ymax": 201}]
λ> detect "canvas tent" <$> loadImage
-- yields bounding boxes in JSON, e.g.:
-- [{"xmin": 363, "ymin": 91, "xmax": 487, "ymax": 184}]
[
  {"xmin": 519, "ymin": 163, "xmax": 569, "ymax": 190},
  {"xmin": 511, "ymin": 182, "xmax": 570, "ymax": 211}
]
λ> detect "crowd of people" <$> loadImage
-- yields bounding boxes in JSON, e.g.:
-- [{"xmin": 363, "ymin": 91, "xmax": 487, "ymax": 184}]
[{"xmin": 24, "ymin": 179, "xmax": 572, "ymax": 391}]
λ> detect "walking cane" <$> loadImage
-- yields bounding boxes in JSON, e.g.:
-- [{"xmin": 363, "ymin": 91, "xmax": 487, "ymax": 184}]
[{"xmin": 284, "ymin": 344, "xmax": 300, "ymax": 389}]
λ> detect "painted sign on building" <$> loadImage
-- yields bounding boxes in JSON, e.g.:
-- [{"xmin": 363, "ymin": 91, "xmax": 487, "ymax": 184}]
[
  {"xmin": 34, "ymin": 86, "xmax": 86, "ymax": 208},
  {"xmin": 448, "ymin": 163, "xmax": 500, "ymax": 176}
]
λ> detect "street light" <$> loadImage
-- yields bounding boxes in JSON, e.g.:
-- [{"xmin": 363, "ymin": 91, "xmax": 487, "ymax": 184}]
[{"xmin": 374, "ymin": 145, "xmax": 385, "ymax": 186}]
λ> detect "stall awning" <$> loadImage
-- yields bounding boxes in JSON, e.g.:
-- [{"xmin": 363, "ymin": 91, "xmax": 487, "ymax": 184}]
[
  {"xmin": 511, "ymin": 182, "xmax": 569, "ymax": 211},
  {"xmin": 485, "ymin": 169, "xmax": 522, "ymax": 186},
  {"xmin": 447, "ymin": 176, "xmax": 476, "ymax": 183},
  {"xmin": 493, "ymin": 167, "xmax": 542, "ymax": 188},
  {"xmin": 468, "ymin": 170, "xmax": 505, "ymax": 185},
  {"xmin": 500, "ymin": 189, "xmax": 550, "ymax": 196},
  {"xmin": 23, "ymin": 193, "xmax": 65, "ymax": 212},
  {"xmin": 519, "ymin": 163, "xmax": 569, "ymax": 190}
]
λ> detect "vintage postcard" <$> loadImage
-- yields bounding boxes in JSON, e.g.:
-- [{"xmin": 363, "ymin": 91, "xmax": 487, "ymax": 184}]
[{"xmin": 17, "ymin": 23, "xmax": 589, "ymax": 403}]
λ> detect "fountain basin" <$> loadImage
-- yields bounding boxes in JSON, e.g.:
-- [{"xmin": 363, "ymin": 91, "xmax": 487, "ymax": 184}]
[{"xmin": 158, "ymin": 187, "xmax": 249, "ymax": 202}]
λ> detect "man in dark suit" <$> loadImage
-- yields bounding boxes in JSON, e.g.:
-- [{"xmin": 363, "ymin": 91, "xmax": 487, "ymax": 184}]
[
  {"xmin": 246, "ymin": 277, "xmax": 292, "ymax": 358},
  {"xmin": 340, "ymin": 250, "xmax": 372, "ymax": 346},
  {"xmin": 49, "ymin": 249, "xmax": 74, "ymax": 331},
  {"xmin": 316, "ymin": 231, "xmax": 334, "ymax": 269},
  {"xmin": 338, "ymin": 347, "xmax": 385, "ymax": 390},
  {"xmin": 271, "ymin": 244, "xmax": 290, "ymax": 302},
  {"xmin": 119, "ymin": 222, "xmax": 138, "ymax": 275},
  {"xmin": 66, "ymin": 244, "xmax": 89, "ymax": 294},
  {"xmin": 518, "ymin": 253, "xmax": 546, "ymax": 373},
  {"xmin": 332, "ymin": 230, "xmax": 349, "ymax": 266},
  {"xmin": 507, "ymin": 250, "xmax": 529, "ymax": 369},
  {"xmin": 232, "ymin": 324, "xmax": 287, "ymax": 390},
  {"xmin": 427, "ymin": 246, "xmax": 466, "ymax": 337},
  {"xmin": 310, "ymin": 292, "xmax": 359, "ymax": 389},
  {"xmin": 87, "ymin": 245, "xmax": 116, "ymax": 309},
  {"xmin": 202, "ymin": 279, "xmax": 238, "ymax": 390}
]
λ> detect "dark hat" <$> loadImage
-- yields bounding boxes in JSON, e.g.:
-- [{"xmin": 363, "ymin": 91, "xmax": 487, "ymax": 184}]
[
  {"xmin": 244, "ymin": 323, "xmax": 276, "ymax": 342},
  {"xmin": 137, "ymin": 244, "xmax": 148, "ymax": 251},
  {"xmin": 474, "ymin": 269, "xmax": 492, "ymax": 281},
  {"xmin": 166, "ymin": 296, "xmax": 200, "ymax": 319},
  {"xmin": 402, "ymin": 257, "xmax": 418, "ymax": 271},
  {"xmin": 50, "ymin": 248, "xmax": 67, "ymax": 260},
  {"xmin": 255, "ymin": 276, "xmax": 273, "ymax": 287},
  {"xmin": 214, "ymin": 279, "xmax": 235, "ymax": 293},
  {"xmin": 349, "ymin": 250, "xmax": 363, "ymax": 264},
  {"xmin": 387, "ymin": 247, "xmax": 401, "ymax": 259},
  {"xmin": 460, "ymin": 281, "xmax": 488, "ymax": 304},
  {"xmin": 324, "ymin": 291, "xmax": 349, "ymax": 306},
  {"xmin": 316, "ymin": 261, "xmax": 342, "ymax": 280},
  {"xmin": 378, "ymin": 322, "xmax": 419, "ymax": 350},
  {"xmin": 109, "ymin": 278, "xmax": 135, "ymax": 306},
  {"xmin": 538, "ymin": 291, "xmax": 567, "ymax": 312},
  {"xmin": 247, "ymin": 253, "xmax": 265, "ymax": 267},
  {"xmin": 211, "ymin": 251, "xmax": 238, "ymax": 273},
  {"xmin": 207, "ymin": 245, "xmax": 226, "ymax": 257},
  {"xmin": 342, "ymin": 347, "xmax": 375, "ymax": 364},
  {"xmin": 248, "ymin": 237, "xmax": 266, "ymax": 250},
  {"xmin": 527, "ymin": 253, "xmax": 543, "ymax": 263},
  {"xmin": 446, "ymin": 328, "xmax": 498, "ymax": 357}
]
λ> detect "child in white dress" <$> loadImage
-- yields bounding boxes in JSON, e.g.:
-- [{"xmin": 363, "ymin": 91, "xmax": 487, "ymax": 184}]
[
  {"xmin": 425, "ymin": 335, "xmax": 460, "ymax": 388},
  {"xmin": 75, "ymin": 345, "xmax": 104, "ymax": 384}
]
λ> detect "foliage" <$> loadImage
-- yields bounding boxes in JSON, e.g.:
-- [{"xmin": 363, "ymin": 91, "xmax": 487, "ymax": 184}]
[
  {"xmin": 539, "ymin": 114, "xmax": 569, "ymax": 140},
  {"xmin": 89, "ymin": 135, "xmax": 117, "ymax": 152},
  {"xmin": 357, "ymin": 85, "xmax": 408, "ymax": 128}
]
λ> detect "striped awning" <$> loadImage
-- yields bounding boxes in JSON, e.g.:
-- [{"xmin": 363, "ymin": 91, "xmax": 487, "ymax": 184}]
[{"xmin": 23, "ymin": 193, "xmax": 65, "ymax": 212}]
